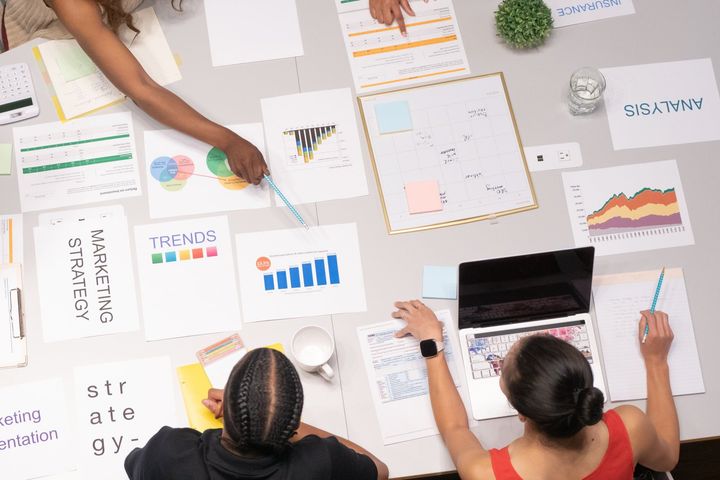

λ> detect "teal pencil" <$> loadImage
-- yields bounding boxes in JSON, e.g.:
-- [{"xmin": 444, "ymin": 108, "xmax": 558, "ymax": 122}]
[
  {"xmin": 642, "ymin": 267, "xmax": 665, "ymax": 344},
  {"xmin": 264, "ymin": 174, "xmax": 310, "ymax": 230}
]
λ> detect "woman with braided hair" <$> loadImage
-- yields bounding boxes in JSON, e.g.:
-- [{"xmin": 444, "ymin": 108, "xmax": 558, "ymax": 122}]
[
  {"xmin": 392, "ymin": 300, "xmax": 680, "ymax": 479},
  {"xmin": 125, "ymin": 348, "xmax": 389, "ymax": 480}
]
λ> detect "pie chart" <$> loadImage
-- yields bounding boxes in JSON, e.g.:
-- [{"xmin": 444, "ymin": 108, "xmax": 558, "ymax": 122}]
[
  {"xmin": 207, "ymin": 147, "xmax": 249, "ymax": 191},
  {"xmin": 151, "ymin": 155, "xmax": 195, "ymax": 191}
]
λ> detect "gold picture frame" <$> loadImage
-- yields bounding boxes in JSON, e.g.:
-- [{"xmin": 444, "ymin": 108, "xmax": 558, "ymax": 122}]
[{"xmin": 357, "ymin": 72, "xmax": 538, "ymax": 234}]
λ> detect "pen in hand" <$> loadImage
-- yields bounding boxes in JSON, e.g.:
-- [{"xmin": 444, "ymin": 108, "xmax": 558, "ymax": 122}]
[{"xmin": 642, "ymin": 266, "xmax": 665, "ymax": 344}]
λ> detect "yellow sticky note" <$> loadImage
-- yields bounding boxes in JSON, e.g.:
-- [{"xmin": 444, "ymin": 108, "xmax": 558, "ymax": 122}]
[
  {"xmin": 0, "ymin": 144, "xmax": 11, "ymax": 175},
  {"xmin": 177, "ymin": 363, "xmax": 223, "ymax": 432},
  {"xmin": 264, "ymin": 342, "xmax": 285, "ymax": 353}
]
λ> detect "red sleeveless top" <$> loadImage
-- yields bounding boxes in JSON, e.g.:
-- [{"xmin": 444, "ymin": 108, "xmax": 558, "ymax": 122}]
[{"xmin": 489, "ymin": 410, "xmax": 634, "ymax": 480}]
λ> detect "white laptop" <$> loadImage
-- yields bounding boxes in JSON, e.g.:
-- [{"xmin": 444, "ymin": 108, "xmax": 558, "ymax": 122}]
[{"xmin": 458, "ymin": 247, "xmax": 606, "ymax": 421}]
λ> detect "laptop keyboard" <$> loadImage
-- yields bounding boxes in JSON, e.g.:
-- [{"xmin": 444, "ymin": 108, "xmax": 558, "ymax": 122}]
[{"xmin": 466, "ymin": 320, "xmax": 593, "ymax": 379}]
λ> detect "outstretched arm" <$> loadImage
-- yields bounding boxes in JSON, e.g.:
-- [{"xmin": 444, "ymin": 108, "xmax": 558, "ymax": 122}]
[
  {"xmin": 393, "ymin": 300, "xmax": 489, "ymax": 478},
  {"xmin": 51, "ymin": 0, "xmax": 268, "ymax": 184}
]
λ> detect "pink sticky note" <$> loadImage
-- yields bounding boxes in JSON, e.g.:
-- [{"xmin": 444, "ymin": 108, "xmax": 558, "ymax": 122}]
[{"xmin": 405, "ymin": 180, "xmax": 442, "ymax": 214}]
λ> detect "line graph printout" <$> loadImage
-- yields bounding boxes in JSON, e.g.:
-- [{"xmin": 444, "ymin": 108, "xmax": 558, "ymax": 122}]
[
  {"xmin": 261, "ymin": 88, "xmax": 368, "ymax": 205},
  {"xmin": 592, "ymin": 268, "xmax": 704, "ymax": 401},
  {"xmin": 562, "ymin": 160, "xmax": 694, "ymax": 256},
  {"xmin": 235, "ymin": 223, "xmax": 367, "ymax": 322},
  {"xmin": 339, "ymin": 0, "xmax": 469, "ymax": 92},
  {"xmin": 359, "ymin": 74, "xmax": 536, "ymax": 233},
  {"xmin": 144, "ymin": 124, "xmax": 271, "ymax": 218}
]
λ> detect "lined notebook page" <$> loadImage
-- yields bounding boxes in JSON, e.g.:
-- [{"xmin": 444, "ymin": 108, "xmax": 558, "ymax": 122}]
[{"xmin": 592, "ymin": 268, "xmax": 704, "ymax": 401}]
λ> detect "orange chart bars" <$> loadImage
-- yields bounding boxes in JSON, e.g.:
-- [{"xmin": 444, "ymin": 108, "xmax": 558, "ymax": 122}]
[
  {"xmin": 283, "ymin": 125, "xmax": 337, "ymax": 163},
  {"xmin": 586, "ymin": 187, "xmax": 683, "ymax": 236}
]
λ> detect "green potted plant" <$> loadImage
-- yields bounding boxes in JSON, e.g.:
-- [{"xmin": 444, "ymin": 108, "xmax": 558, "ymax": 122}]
[{"xmin": 495, "ymin": 0, "xmax": 554, "ymax": 49}]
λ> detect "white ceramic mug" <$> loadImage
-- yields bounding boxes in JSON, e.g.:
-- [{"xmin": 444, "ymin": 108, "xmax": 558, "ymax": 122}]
[{"xmin": 291, "ymin": 325, "xmax": 335, "ymax": 381}]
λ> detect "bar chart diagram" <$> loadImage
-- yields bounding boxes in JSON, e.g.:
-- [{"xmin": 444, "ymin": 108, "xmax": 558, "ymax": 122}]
[
  {"xmin": 262, "ymin": 253, "xmax": 340, "ymax": 291},
  {"xmin": 236, "ymin": 223, "xmax": 367, "ymax": 322},
  {"xmin": 283, "ymin": 125, "xmax": 339, "ymax": 165},
  {"xmin": 261, "ymin": 88, "xmax": 368, "ymax": 204}
]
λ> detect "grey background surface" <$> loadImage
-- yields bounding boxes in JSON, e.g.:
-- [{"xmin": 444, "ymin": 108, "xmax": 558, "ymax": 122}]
[{"xmin": 1, "ymin": 0, "xmax": 718, "ymax": 477}]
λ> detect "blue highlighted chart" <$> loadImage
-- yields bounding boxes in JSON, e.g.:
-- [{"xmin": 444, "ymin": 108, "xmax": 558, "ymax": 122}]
[
  {"xmin": 262, "ymin": 253, "xmax": 341, "ymax": 291},
  {"xmin": 150, "ymin": 155, "xmax": 195, "ymax": 192}
]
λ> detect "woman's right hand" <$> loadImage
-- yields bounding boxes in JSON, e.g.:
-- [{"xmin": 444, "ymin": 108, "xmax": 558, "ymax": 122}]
[
  {"xmin": 202, "ymin": 388, "xmax": 224, "ymax": 419},
  {"xmin": 638, "ymin": 310, "xmax": 674, "ymax": 366}
]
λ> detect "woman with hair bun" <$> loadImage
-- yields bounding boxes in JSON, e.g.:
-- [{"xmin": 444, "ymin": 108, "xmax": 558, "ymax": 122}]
[
  {"xmin": 392, "ymin": 300, "xmax": 680, "ymax": 479},
  {"xmin": 125, "ymin": 348, "xmax": 389, "ymax": 480}
]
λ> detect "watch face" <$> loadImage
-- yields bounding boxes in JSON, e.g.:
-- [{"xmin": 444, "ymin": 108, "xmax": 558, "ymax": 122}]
[{"xmin": 420, "ymin": 339, "xmax": 438, "ymax": 358}]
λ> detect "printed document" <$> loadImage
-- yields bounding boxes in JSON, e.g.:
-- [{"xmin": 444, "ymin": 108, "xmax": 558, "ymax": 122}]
[
  {"xmin": 592, "ymin": 268, "xmax": 705, "ymax": 401},
  {"xmin": 357, "ymin": 310, "xmax": 462, "ymax": 444},
  {"xmin": 338, "ymin": 0, "xmax": 469, "ymax": 92},
  {"xmin": 13, "ymin": 112, "xmax": 141, "ymax": 212}
]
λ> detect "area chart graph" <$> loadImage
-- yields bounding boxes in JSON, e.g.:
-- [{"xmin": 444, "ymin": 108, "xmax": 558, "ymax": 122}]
[
  {"xmin": 561, "ymin": 160, "xmax": 694, "ymax": 256},
  {"xmin": 587, "ymin": 187, "xmax": 683, "ymax": 236}
]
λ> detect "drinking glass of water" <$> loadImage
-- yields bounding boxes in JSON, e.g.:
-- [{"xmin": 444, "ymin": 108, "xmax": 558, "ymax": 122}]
[{"xmin": 568, "ymin": 67, "xmax": 606, "ymax": 115}]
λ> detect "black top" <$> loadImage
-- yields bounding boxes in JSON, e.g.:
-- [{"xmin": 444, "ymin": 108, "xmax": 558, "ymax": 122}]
[{"xmin": 125, "ymin": 427, "xmax": 378, "ymax": 480}]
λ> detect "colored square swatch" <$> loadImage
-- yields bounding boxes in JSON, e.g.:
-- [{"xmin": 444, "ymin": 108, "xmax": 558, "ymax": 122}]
[
  {"xmin": 405, "ymin": 180, "xmax": 443, "ymax": 214},
  {"xmin": 206, "ymin": 246, "xmax": 218, "ymax": 257},
  {"xmin": 192, "ymin": 248, "xmax": 204, "ymax": 259},
  {"xmin": 165, "ymin": 251, "xmax": 177, "ymax": 262},
  {"xmin": 179, "ymin": 249, "xmax": 191, "ymax": 261},
  {"xmin": 151, "ymin": 253, "xmax": 164, "ymax": 264},
  {"xmin": 375, "ymin": 101, "xmax": 413, "ymax": 134},
  {"xmin": 422, "ymin": 265, "xmax": 458, "ymax": 300}
]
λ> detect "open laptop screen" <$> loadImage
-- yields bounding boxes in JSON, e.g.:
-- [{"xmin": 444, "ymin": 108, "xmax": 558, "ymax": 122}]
[{"xmin": 458, "ymin": 247, "xmax": 594, "ymax": 329}]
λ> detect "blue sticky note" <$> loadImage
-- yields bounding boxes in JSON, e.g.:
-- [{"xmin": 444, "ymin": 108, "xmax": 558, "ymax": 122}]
[
  {"xmin": 422, "ymin": 265, "xmax": 458, "ymax": 300},
  {"xmin": 375, "ymin": 101, "xmax": 413, "ymax": 134}
]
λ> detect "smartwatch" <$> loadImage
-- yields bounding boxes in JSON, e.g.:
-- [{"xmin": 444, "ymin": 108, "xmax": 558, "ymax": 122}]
[{"xmin": 420, "ymin": 338, "xmax": 445, "ymax": 359}]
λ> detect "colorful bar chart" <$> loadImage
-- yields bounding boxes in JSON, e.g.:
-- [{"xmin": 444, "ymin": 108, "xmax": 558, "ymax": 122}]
[
  {"xmin": 283, "ymin": 125, "xmax": 337, "ymax": 163},
  {"xmin": 263, "ymin": 253, "xmax": 341, "ymax": 291}
]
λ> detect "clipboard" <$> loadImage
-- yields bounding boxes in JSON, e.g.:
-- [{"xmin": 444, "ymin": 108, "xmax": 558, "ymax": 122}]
[{"xmin": 1, "ymin": 263, "xmax": 26, "ymax": 368}]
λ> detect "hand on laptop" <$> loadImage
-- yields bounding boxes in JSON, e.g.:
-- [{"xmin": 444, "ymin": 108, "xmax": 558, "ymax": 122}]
[{"xmin": 393, "ymin": 300, "xmax": 443, "ymax": 341}]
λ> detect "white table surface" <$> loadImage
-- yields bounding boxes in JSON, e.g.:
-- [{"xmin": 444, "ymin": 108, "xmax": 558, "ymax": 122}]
[{"xmin": 1, "ymin": 0, "xmax": 719, "ymax": 478}]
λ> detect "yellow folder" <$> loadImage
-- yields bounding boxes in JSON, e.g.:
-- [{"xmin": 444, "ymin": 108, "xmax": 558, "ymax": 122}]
[
  {"xmin": 178, "ymin": 342, "xmax": 285, "ymax": 432},
  {"xmin": 177, "ymin": 363, "xmax": 223, "ymax": 432}
]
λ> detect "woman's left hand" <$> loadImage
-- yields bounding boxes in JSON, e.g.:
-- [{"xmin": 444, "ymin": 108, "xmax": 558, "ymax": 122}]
[{"xmin": 392, "ymin": 300, "xmax": 443, "ymax": 341}]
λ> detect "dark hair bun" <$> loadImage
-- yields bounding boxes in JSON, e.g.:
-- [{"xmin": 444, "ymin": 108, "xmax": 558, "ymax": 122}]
[{"xmin": 576, "ymin": 387, "xmax": 604, "ymax": 426}]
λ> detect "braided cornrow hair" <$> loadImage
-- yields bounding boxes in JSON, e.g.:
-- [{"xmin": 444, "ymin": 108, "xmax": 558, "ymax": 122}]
[{"xmin": 223, "ymin": 348, "xmax": 304, "ymax": 455}]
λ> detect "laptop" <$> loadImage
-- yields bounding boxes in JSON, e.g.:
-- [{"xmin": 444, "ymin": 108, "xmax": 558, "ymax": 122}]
[{"xmin": 458, "ymin": 247, "xmax": 606, "ymax": 421}]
